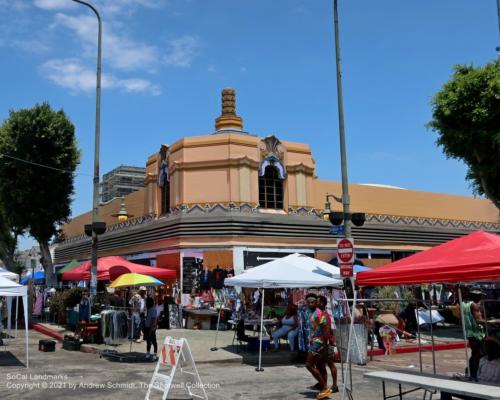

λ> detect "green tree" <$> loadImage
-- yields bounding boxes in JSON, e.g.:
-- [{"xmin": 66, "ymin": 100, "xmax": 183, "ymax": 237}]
[
  {"xmin": 0, "ymin": 202, "xmax": 22, "ymax": 271},
  {"xmin": 428, "ymin": 59, "xmax": 500, "ymax": 211},
  {"xmin": 0, "ymin": 103, "xmax": 80, "ymax": 285}
]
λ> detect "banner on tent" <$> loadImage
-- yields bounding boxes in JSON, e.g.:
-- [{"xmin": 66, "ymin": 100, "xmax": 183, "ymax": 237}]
[{"xmin": 144, "ymin": 336, "xmax": 208, "ymax": 400}]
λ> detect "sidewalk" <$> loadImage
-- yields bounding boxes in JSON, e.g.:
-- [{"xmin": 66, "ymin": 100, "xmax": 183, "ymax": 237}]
[{"xmin": 33, "ymin": 322, "xmax": 466, "ymax": 367}]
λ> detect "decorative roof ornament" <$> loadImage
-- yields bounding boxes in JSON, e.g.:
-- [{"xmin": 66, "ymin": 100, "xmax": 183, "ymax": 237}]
[
  {"xmin": 214, "ymin": 88, "xmax": 244, "ymax": 131},
  {"xmin": 158, "ymin": 144, "xmax": 170, "ymax": 187},
  {"xmin": 259, "ymin": 135, "xmax": 286, "ymax": 179}
]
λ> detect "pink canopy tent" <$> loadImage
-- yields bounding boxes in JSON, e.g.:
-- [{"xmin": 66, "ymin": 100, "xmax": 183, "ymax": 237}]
[
  {"xmin": 60, "ymin": 256, "xmax": 176, "ymax": 281},
  {"xmin": 356, "ymin": 230, "xmax": 500, "ymax": 286}
]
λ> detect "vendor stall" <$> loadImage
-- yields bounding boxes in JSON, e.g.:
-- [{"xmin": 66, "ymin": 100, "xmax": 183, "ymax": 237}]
[
  {"xmin": 0, "ymin": 276, "xmax": 29, "ymax": 367},
  {"xmin": 225, "ymin": 253, "xmax": 343, "ymax": 371},
  {"xmin": 356, "ymin": 230, "xmax": 500, "ymax": 378}
]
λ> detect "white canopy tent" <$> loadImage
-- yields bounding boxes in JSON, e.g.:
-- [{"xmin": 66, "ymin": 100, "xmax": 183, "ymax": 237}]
[
  {"xmin": 0, "ymin": 275, "xmax": 29, "ymax": 367},
  {"xmin": 0, "ymin": 269, "xmax": 21, "ymax": 334},
  {"xmin": 224, "ymin": 253, "xmax": 343, "ymax": 371},
  {"xmin": 0, "ymin": 267, "xmax": 19, "ymax": 282}
]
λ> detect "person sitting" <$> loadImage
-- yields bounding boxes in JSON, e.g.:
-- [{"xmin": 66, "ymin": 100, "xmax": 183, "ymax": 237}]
[
  {"xmin": 271, "ymin": 304, "xmax": 298, "ymax": 351},
  {"xmin": 441, "ymin": 336, "xmax": 500, "ymax": 400}
]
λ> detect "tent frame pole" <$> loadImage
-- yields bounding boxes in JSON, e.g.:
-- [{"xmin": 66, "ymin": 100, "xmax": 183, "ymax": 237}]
[
  {"xmin": 414, "ymin": 299, "xmax": 423, "ymax": 373},
  {"xmin": 15, "ymin": 296, "xmax": 18, "ymax": 338},
  {"xmin": 458, "ymin": 286, "xmax": 470, "ymax": 377},
  {"xmin": 429, "ymin": 285, "xmax": 436, "ymax": 374},
  {"xmin": 341, "ymin": 277, "xmax": 356, "ymax": 400},
  {"xmin": 211, "ymin": 291, "xmax": 225, "ymax": 351},
  {"xmin": 256, "ymin": 288, "xmax": 265, "ymax": 372}
]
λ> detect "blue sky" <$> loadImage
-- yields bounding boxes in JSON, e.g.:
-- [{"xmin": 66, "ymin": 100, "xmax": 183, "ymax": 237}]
[{"xmin": 1, "ymin": 0, "xmax": 498, "ymax": 250}]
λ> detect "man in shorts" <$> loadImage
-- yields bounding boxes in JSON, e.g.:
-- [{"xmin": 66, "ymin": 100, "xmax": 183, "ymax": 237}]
[
  {"xmin": 305, "ymin": 293, "xmax": 332, "ymax": 400},
  {"xmin": 318, "ymin": 295, "xmax": 338, "ymax": 393}
]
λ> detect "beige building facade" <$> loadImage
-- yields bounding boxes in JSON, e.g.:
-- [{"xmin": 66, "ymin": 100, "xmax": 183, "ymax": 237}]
[{"xmin": 55, "ymin": 89, "xmax": 500, "ymax": 286}]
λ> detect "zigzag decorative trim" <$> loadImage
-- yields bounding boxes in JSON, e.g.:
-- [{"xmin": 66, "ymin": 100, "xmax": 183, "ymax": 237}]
[
  {"xmin": 366, "ymin": 214, "xmax": 500, "ymax": 230},
  {"xmin": 60, "ymin": 205, "xmax": 498, "ymax": 245}
]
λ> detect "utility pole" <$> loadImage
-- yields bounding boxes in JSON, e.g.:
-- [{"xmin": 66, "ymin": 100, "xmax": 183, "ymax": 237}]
[
  {"xmin": 72, "ymin": 0, "xmax": 102, "ymax": 310},
  {"xmin": 333, "ymin": 0, "xmax": 352, "ymax": 239}
]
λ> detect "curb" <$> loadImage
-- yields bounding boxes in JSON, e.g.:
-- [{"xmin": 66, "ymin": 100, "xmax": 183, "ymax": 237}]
[
  {"xmin": 32, "ymin": 323, "xmax": 467, "ymax": 361},
  {"xmin": 32, "ymin": 323, "xmax": 64, "ymax": 342}
]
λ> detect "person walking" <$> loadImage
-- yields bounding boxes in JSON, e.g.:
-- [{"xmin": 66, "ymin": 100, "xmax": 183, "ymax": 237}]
[
  {"xmin": 318, "ymin": 295, "xmax": 338, "ymax": 393},
  {"xmin": 144, "ymin": 296, "xmax": 158, "ymax": 361},
  {"xmin": 305, "ymin": 293, "xmax": 331, "ymax": 400}
]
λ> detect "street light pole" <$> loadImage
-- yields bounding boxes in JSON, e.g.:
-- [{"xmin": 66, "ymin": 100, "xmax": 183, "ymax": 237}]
[
  {"xmin": 72, "ymin": 0, "xmax": 102, "ymax": 306},
  {"xmin": 332, "ymin": 0, "xmax": 352, "ymax": 239}
]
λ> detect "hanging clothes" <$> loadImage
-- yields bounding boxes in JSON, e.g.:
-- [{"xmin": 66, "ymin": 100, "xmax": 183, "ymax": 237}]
[
  {"xmin": 298, "ymin": 304, "xmax": 312, "ymax": 352},
  {"xmin": 212, "ymin": 267, "xmax": 226, "ymax": 289},
  {"xmin": 100, "ymin": 310, "xmax": 129, "ymax": 345},
  {"xmin": 33, "ymin": 290, "xmax": 43, "ymax": 316}
]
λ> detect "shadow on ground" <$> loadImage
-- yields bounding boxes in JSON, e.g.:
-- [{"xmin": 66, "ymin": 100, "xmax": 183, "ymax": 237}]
[{"xmin": 0, "ymin": 351, "xmax": 25, "ymax": 367}]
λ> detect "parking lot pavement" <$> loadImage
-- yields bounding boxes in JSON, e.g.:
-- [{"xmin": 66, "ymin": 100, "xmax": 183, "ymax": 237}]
[{"xmin": 0, "ymin": 329, "xmax": 469, "ymax": 400}]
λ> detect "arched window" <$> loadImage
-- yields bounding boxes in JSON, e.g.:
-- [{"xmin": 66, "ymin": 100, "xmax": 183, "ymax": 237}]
[
  {"xmin": 161, "ymin": 182, "xmax": 170, "ymax": 214},
  {"xmin": 158, "ymin": 160, "xmax": 170, "ymax": 214},
  {"xmin": 259, "ymin": 165, "xmax": 283, "ymax": 209}
]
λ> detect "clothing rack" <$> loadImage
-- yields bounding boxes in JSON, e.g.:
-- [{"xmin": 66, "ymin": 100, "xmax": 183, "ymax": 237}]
[{"xmin": 99, "ymin": 306, "xmax": 138, "ymax": 362}]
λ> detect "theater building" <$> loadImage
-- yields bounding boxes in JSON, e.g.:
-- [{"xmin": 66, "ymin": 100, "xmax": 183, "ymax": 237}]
[{"xmin": 54, "ymin": 89, "xmax": 500, "ymax": 288}]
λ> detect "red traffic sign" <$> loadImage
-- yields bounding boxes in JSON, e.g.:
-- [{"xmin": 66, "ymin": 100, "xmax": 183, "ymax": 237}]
[
  {"xmin": 340, "ymin": 264, "xmax": 353, "ymax": 278},
  {"xmin": 337, "ymin": 238, "xmax": 354, "ymax": 264}
]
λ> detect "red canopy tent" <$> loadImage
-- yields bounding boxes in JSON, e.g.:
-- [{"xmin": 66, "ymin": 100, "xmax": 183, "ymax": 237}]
[
  {"xmin": 60, "ymin": 256, "xmax": 176, "ymax": 281},
  {"xmin": 356, "ymin": 230, "xmax": 500, "ymax": 286}
]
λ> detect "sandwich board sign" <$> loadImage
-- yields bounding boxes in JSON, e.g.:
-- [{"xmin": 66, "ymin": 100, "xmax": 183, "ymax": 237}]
[{"xmin": 145, "ymin": 336, "xmax": 208, "ymax": 400}]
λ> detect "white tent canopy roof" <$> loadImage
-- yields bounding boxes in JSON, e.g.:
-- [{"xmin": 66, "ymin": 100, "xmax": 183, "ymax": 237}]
[
  {"xmin": 0, "ymin": 275, "xmax": 27, "ymax": 296},
  {"xmin": 224, "ymin": 253, "xmax": 343, "ymax": 288},
  {"xmin": 0, "ymin": 267, "xmax": 19, "ymax": 282}
]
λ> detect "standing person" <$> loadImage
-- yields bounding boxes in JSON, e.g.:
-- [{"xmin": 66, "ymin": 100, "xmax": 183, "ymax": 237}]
[
  {"xmin": 318, "ymin": 295, "xmax": 338, "ymax": 393},
  {"xmin": 144, "ymin": 296, "xmax": 158, "ymax": 361},
  {"xmin": 78, "ymin": 291, "xmax": 90, "ymax": 322},
  {"xmin": 463, "ymin": 288, "xmax": 486, "ymax": 380},
  {"xmin": 109, "ymin": 289, "xmax": 125, "ymax": 308},
  {"xmin": 305, "ymin": 293, "xmax": 331, "ymax": 400},
  {"xmin": 129, "ymin": 286, "xmax": 147, "ymax": 343}
]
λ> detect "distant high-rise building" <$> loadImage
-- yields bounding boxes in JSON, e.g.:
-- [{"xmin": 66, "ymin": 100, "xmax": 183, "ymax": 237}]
[{"xmin": 100, "ymin": 165, "xmax": 146, "ymax": 203}]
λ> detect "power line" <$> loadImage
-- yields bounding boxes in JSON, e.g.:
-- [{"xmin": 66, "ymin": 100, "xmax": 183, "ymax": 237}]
[{"xmin": 0, "ymin": 153, "xmax": 91, "ymax": 176}]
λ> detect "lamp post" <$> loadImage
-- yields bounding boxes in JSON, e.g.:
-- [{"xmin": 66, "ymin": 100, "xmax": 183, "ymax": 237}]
[
  {"xmin": 332, "ymin": 0, "xmax": 352, "ymax": 239},
  {"xmin": 496, "ymin": 0, "xmax": 500, "ymax": 51},
  {"xmin": 72, "ymin": 0, "xmax": 103, "ymax": 307}
]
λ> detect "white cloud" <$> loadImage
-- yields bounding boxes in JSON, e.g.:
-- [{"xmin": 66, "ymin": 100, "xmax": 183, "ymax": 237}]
[
  {"xmin": 40, "ymin": 58, "xmax": 161, "ymax": 95},
  {"xmin": 0, "ymin": 0, "xmax": 30, "ymax": 10},
  {"xmin": 53, "ymin": 13, "xmax": 159, "ymax": 71},
  {"xmin": 12, "ymin": 39, "xmax": 51, "ymax": 54},
  {"xmin": 34, "ymin": 0, "xmax": 164, "ymax": 13},
  {"xmin": 33, "ymin": 0, "xmax": 76, "ymax": 10},
  {"xmin": 163, "ymin": 35, "xmax": 199, "ymax": 67}
]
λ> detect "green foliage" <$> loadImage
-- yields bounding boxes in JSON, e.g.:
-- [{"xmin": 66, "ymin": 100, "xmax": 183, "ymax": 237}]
[
  {"xmin": 428, "ymin": 59, "xmax": 500, "ymax": 210},
  {"xmin": 0, "ymin": 102, "xmax": 80, "ymax": 242},
  {"xmin": 372, "ymin": 286, "xmax": 414, "ymax": 315},
  {"xmin": 0, "ymin": 103, "xmax": 80, "ymax": 284},
  {"xmin": 48, "ymin": 288, "xmax": 84, "ymax": 320},
  {"xmin": 0, "ymin": 201, "xmax": 21, "ymax": 270},
  {"xmin": 63, "ymin": 287, "xmax": 84, "ymax": 308}
]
